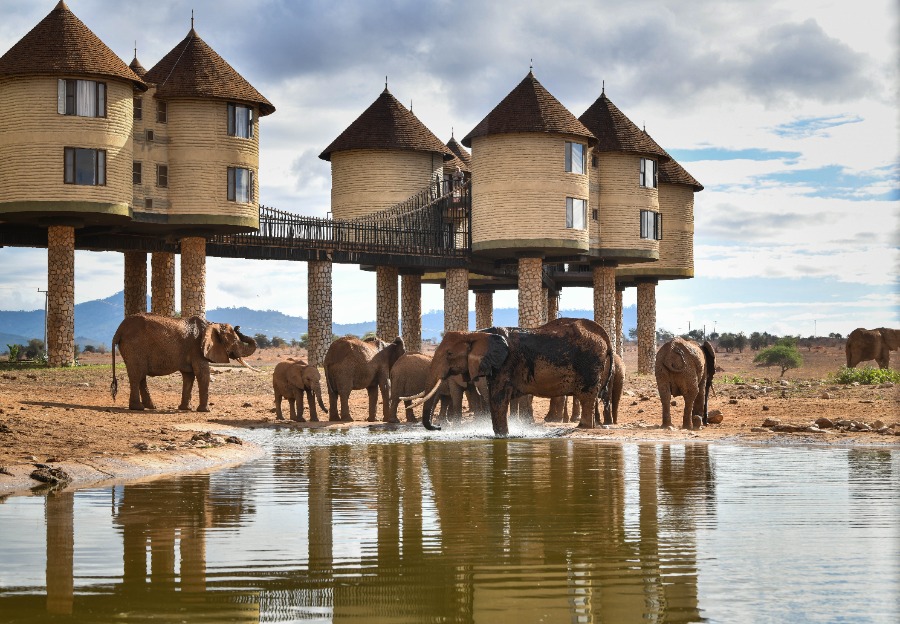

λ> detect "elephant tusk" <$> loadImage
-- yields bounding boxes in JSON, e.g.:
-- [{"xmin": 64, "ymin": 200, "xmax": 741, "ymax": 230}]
[
  {"xmin": 408, "ymin": 378, "xmax": 442, "ymax": 409},
  {"xmin": 399, "ymin": 388, "xmax": 429, "ymax": 401},
  {"xmin": 236, "ymin": 357, "xmax": 264, "ymax": 373}
]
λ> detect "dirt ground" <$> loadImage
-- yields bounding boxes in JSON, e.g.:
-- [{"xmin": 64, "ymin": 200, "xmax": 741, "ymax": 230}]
[{"xmin": 1, "ymin": 343, "xmax": 898, "ymax": 488}]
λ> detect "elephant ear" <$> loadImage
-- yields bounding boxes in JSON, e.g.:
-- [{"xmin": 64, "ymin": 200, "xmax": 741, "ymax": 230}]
[
  {"xmin": 469, "ymin": 333, "xmax": 509, "ymax": 380},
  {"xmin": 201, "ymin": 324, "xmax": 230, "ymax": 363},
  {"xmin": 701, "ymin": 341, "xmax": 716, "ymax": 380}
]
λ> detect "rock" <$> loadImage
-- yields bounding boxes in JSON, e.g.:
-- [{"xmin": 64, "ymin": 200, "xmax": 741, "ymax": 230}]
[
  {"xmin": 77, "ymin": 382, "xmax": 90, "ymax": 387},
  {"xmin": 815, "ymin": 417, "xmax": 834, "ymax": 429},
  {"xmin": 877, "ymin": 427, "xmax": 890, "ymax": 434},
  {"xmin": 851, "ymin": 381, "xmax": 860, "ymax": 386},
  {"xmin": 873, "ymin": 420, "xmax": 885, "ymax": 429},
  {"xmin": 1, "ymin": 374, "xmax": 17, "ymax": 380},
  {"xmin": 707, "ymin": 412, "xmax": 724, "ymax": 424},
  {"xmin": 0, "ymin": 423, "xmax": 11, "ymax": 434},
  {"xmin": 692, "ymin": 415, "xmax": 703, "ymax": 428},
  {"xmin": 854, "ymin": 423, "xmax": 872, "ymax": 432},
  {"xmin": 780, "ymin": 380, "xmax": 790, "ymax": 387},
  {"xmin": 877, "ymin": 382, "xmax": 894, "ymax": 389},
  {"xmin": 835, "ymin": 419, "xmax": 852, "ymax": 427},
  {"xmin": 135, "ymin": 442, "xmax": 150, "ymax": 451},
  {"xmin": 624, "ymin": 390, "xmax": 635, "ymax": 397},
  {"xmin": 30, "ymin": 466, "xmax": 71, "ymax": 485},
  {"xmin": 25, "ymin": 373, "xmax": 37, "ymax": 380},
  {"xmin": 763, "ymin": 417, "xmax": 781, "ymax": 427},
  {"xmin": 225, "ymin": 436, "xmax": 243, "ymax": 445},
  {"xmin": 807, "ymin": 427, "xmax": 827, "ymax": 434},
  {"xmin": 729, "ymin": 399, "xmax": 738, "ymax": 405},
  {"xmin": 859, "ymin": 399, "xmax": 874, "ymax": 404},
  {"xmin": 631, "ymin": 401, "xmax": 638, "ymax": 406},
  {"xmin": 750, "ymin": 427, "xmax": 770, "ymax": 433},
  {"xmin": 762, "ymin": 405, "xmax": 770, "ymax": 411},
  {"xmin": 774, "ymin": 424, "xmax": 801, "ymax": 432},
  {"xmin": 637, "ymin": 408, "xmax": 644, "ymax": 414},
  {"xmin": 241, "ymin": 402, "xmax": 253, "ymax": 408},
  {"xmin": 671, "ymin": 400, "xmax": 677, "ymax": 406},
  {"xmin": 820, "ymin": 392, "xmax": 831, "ymax": 399}
]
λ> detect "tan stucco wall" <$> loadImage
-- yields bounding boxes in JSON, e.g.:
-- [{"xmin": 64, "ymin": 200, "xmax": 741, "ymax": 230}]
[
  {"xmin": 618, "ymin": 182, "xmax": 694, "ymax": 279},
  {"xmin": 591, "ymin": 151, "xmax": 659, "ymax": 261},
  {"xmin": 0, "ymin": 76, "xmax": 133, "ymax": 217},
  {"xmin": 330, "ymin": 149, "xmax": 443, "ymax": 220},
  {"xmin": 470, "ymin": 133, "xmax": 589, "ymax": 255}
]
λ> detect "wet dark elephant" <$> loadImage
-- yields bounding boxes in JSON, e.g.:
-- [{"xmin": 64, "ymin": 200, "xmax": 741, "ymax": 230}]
[{"xmin": 654, "ymin": 338, "xmax": 715, "ymax": 430}]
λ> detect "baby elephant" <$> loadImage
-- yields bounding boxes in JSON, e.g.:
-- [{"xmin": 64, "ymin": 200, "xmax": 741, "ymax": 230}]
[
  {"xmin": 273, "ymin": 359, "xmax": 327, "ymax": 422},
  {"xmin": 655, "ymin": 338, "xmax": 716, "ymax": 430}
]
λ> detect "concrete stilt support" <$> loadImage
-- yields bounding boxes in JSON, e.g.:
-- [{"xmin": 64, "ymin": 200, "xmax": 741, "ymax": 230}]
[
  {"xmin": 548, "ymin": 289, "xmax": 560, "ymax": 322},
  {"xmin": 615, "ymin": 286, "xmax": 625, "ymax": 357},
  {"xmin": 517, "ymin": 256, "xmax": 544, "ymax": 329},
  {"xmin": 592, "ymin": 263, "xmax": 617, "ymax": 354},
  {"xmin": 401, "ymin": 272, "xmax": 422, "ymax": 353},
  {"xmin": 376, "ymin": 266, "xmax": 399, "ymax": 341},
  {"xmin": 475, "ymin": 290, "xmax": 494, "ymax": 330},
  {"xmin": 151, "ymin": 252, "xmax": 176, "ymax": 316},
  {"xmin": 307, "ymin": 260, "xmax": 332, "ymax": 368},
  {"xmin": 47, "ymin": 225, "xmax": 75, "ymax": 367},
  {"xmin": 541, "ymin": 287, "xmax": 549, "ymax": 325},
  {"xmin": 444, "ymin": 268, "xmax": 469, "ymax": 332},
  {"xmin": 123, "ymin": 252, "xmax": 148, "ymax": 317},
  {"xmin": 637, "ymin": 280, "xmax": 658, "ymax": 374},
  {"xmin": 180, "ymin": 237, "xmax": 206, "ymax": 319}
]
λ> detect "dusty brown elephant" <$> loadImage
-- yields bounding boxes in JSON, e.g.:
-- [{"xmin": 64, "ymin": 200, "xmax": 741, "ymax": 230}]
[
  {"xmin": 388, "ymin": 353, "xmax": 462, "ymax": 423},
  {"xmin": 655, "ymin": 338, "xmax": 715, "ymax": 430},
  {"xmin": 110, "ymin": 313, "xmax": 257, "ymax": 411},
  {"xmin": 405, "ymin": 318, "xmax": 614, "ymax": 435},
  {"xmin": 546, "ymin": 352, "xmax": 625, "ymax": 424},
  {"xmin": 324, "ymin": 336, "xmax": 405, "ymax": 422},
  {"xmin": 846, "ymin": 327, "xmax": 900, "ymax": 369},
  {"xmin": 273, "ymin": 359, "xmax": 327, "ymax": 422}
]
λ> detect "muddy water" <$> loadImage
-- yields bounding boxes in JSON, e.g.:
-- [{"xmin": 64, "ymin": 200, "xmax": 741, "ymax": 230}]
[{"xmin": 0, "ymin": 425, "xmax": 898, "ymax": 623}]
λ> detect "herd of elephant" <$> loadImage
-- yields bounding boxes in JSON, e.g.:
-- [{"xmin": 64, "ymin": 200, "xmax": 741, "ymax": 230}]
[{"xmin": 108, "ymin": 313, "xmax": 897, "ymax": 438}]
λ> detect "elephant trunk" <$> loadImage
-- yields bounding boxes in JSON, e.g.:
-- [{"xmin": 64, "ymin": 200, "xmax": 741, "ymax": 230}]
[
  {"xmin": 234, "ymin": 326, "xmax": 257, "ymax": 358},
  {"xmin": 421, "ymin": 395, "xmax": 442, "ymax": 431}
]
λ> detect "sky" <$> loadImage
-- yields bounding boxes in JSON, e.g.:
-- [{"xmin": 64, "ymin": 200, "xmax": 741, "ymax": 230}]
[{"xmin": 0, "ymin": 0, "xmax": 897, "ymax": 337}]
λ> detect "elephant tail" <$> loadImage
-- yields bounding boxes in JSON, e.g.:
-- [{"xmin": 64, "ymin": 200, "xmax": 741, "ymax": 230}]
[
  {"xmin": 316, "ymin": 382, "xmax": 327, "ymax": 412},
  {"xmin": 701, "ymin": 341, "xmax": 716, "ymax": 422},
  {"xmin": 110, "ymin": 328, "xmax": 121, "ymax": 402},
  {"xmin": 663, "ymin": 345, "xmax": 689, "ymax": 373}
]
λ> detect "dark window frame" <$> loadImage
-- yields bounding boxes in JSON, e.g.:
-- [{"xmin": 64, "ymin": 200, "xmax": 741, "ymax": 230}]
[
  {"xmin": 133, "ymin": 97, "xmax": 142, "ymax": 120},
  {"xmin": 640, "ymin": 209, "xmax": 663, "ymax": 240},
  {"xmin": 144, "ymin": 198, "xmax": 153, "ymax": 209},
  {"xmin": 58, "ymin": 79, "xmax": 107, "ymax": 118},
  {"xmin": 133, "ymin": 161, "xmax": 142, "ymax": 185},
  {"xmin": 156, "ymin": 100, "xmax": 167, "ymax": 123},
  {"xmin": 565, "ymin": 197, "xmax": 587, "ymax": 230},
  {"xmin": 156, "ymin": 164, "xmax": 168, "ymax": 188},
  {"xmin": 565, "ymin": 141, "xmax": 586, "ymax": 175},
  {"xmin": 639, "ymin": 157, "xmax": 658, "ymax": 188},
  {"xmin": 227, "ymin": 102, "xmax": 254, "ymax": 139},
  {"xmin": 227, "ymin": 166, "xmax": 254, "ymax": 203},
  {"xmin": 63, "ymin": 147, "xmax": 107, "ymax": 186}
]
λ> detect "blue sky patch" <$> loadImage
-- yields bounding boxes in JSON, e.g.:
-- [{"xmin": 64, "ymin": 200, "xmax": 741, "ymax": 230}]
[
  {"xmin": 758, "ymin": 164, "xmax": 898, "ymax": 201},
  {"xmin": 668, "ymin": 147, "xmax": 801, "ymax": 162},
  {"xmin": 771, "ymin": 114, "xmax": 863, "ymax": 139}
]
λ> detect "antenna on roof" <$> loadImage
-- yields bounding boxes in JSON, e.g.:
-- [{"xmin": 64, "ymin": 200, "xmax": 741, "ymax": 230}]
[
  {"xmin": 410, "ymin": 99, "xmax": 413, "ymax": 113},
  {"xmin": 451, "ymin": 126, "xmax": 454, "ymax": 138},
  {"xmin": 602, "ymin": 80, "xmax": 605, "ymax": 95},
  {"xmin": 191, "ymin": 9, "xmax": 194, "ymax": 29},
  {"xmin": 529, "ymin": 58, "xmax": 533, "ymax": 72},
  {"xmin": 134, "ymin": 41, "xmax": 137, "ymax": 58},
  {"xmin": 385, "ymin": 76, "xmax": 388, "ymax": 90}
]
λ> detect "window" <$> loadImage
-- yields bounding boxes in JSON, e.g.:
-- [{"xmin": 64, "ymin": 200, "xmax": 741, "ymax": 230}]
[
  {"xmin": 133, "ymin": 162, "xmax": 142, "ymax": 184},
  {"xmin": 565, "ymin": 141, "xmax": 585, "ymax": 174},
  {"xmin": 133, "ymin": 97, "xmax": 142, "ymax": 120},
  {"xmin": 227, "ymin": 103, "xmax": 254, "ymax": 139},
  {"xmin": 57, "ymin": 79, "xmax": 106, "ymax": 117},
  {"xmin": 146, "ymin": 130, "xmax": 154, "ymax": 141},
  {"xmin": 592, "ymin": 209, "xmax": 598, "ymax": 221},
  {"xmin": 144, "ymin": 198, "xmax": 153, "ymax": 209},
  {"xmin": 640, "ymin": 210, "xmax": 663, "ymax": 240},
  {"xmin": 227, "ymin": 167, "xmax": 254, "ymax": 203},
  {"xmin": 566, "ymin": 197, "xmax": 586, "ymax": 230},
  {"xmin": 156, "ymin": 101, "xmax": 167, "ymax": 123},
  {"xmin": 156, "ymin": 164, "xmax": 168, "ymax": 188},
  {"xmin": 63, "ymin": 147, "xmax": 106, "ymax": 185},
  {"xmin": 639, "ymin": 157, "xmax": 658, "ymax": 188}
]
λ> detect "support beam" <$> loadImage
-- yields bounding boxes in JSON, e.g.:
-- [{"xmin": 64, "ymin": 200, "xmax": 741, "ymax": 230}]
[
  {"xmin": 151, "ymin": 252, "xmax": 176, "ymax": 316},
  {"xmin": 616, "ymin": 286, "xmax": 625, "ymax": 357},
  {"xmin": 541, "ymin": 287, "xmax": 549, "ymax": 325},
  {"xmin": 180, "ymin": 237, "xmax": 206, "ymax": 318},
  {"xmin": 47, "ymin": 225, "xmax": 75, "ymax": 367},
  {"xmin": 123, "ymin": 251, "xmax": 147, "ymax": 317},
  {"xmin": 592, "ymin": 263, "xmax": 617, "ymax": 354},
  {"xmin": 376, "ymin": 266, "xmax": 399, "ymax": 341},
  {"xmin": 444, "ymin": 268, "xmax": 469, "ymax": 332},
  {"xmin": 637, "ymin": 281, "xmax": 657, "ymax": 374},
  {"xmin": 517, "ymin": 256, "xmax": 543, "ymax": 329},
  {"xmin": 307, "ymin": 260, "xmax": 332, "ymax": 368},
  {"xmin": 548, "ymin": 289, "xmax": 560, "ymax": 322},
  {"xmin": 475, "ymin": 291, "xmax": 494, "ymax": 330},
  {"xmin": 401, "ymin": 273, "xmax": 422, "ymax": 353}
]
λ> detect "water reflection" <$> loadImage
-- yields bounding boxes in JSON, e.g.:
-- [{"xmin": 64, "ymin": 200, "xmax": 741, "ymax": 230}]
[{"xmin": 0, "ymin": 435, "xmax": 897, "ymax": 623}]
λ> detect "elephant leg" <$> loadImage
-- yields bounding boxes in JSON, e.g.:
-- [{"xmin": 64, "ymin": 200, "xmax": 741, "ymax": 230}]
[
  {"xmin": 612, "ymin": 394, "xmax": 620, "ymax": 425},
  {"xmin": 196, "ymin": 368, "xmax": 211, "ymax": 412},
  {"xmin": 340, "ymin": 390, "xmax": 353, "ymax": 422},
  {"xmin": 306, "ymin": 389, "xmax": 316, "ymax": 422},
  {"xmin": 682, "ymin": 388, "xmax": 698, "ymax": 430},
  {"xmin": 602, "ymin": 395, "xmax": 613, "ymax": 426},
  {"xmin": 877, "ymin": 353, "xmax": 890, "ymax": 369},
  {"xmin": 274, "ymin": 392, "xmax": 285, "ymax": 420},
  {"xmin": 403, "ymin": 400, "xmax": 417, "ymax": 423},
  {"xmin": 127, "ymin": 369, "xmax": 145, "ymax": 411},
  {"xmin": 659, "ymin": 384, "xmax": 672, "ymax": 428},
  {"xmin": 448, "ymin": 383, "xmax": 464, "ymax": 424},
  {"xmin": 545, "ymin": 396, "xmax": 563, "ymax": 422},
  {"xmin": 179, "ymin": 372, "xmax": 195, "ymax": 411},
  {"xmin": 287, "ymin": 396, "xmax": 296, "ymax": 421},
  {"xmin": 327, "ymin": 379, "xmax": 340, "ymax": 421},
  {"xmin": 366, "ymin": 386, "xmax": 379, "ymax": 422},
  {"xmin": 295, "ymin": 393, "xmax": 307, "ymax": 422},
  {"xmin": 139, "ymin": 377, "xmax": 155, "ymax": 410},
  {"xmin": 575, "ymin": 393, "xmax": 594, "ymax": 429},
  {"xmin": 571, "ymin": 397, "xmax": 581, "ymax": 423}
]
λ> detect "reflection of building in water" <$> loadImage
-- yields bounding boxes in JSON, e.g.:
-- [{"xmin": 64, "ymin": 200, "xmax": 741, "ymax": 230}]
[{"xmin": 45, "ymin": 490, "xmax": 74, "ymax": 615}]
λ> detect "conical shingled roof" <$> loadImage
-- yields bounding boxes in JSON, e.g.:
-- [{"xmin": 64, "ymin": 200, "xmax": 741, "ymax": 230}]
[
  {"xmin": 145, "ymin": 28, "xmax": 274, "ymax": 116},
  {"xmin": 461, "ymin": 71, "xmax": 595, "ymax": 148},
  {"xmin": 0, "ymin": 1, "xmax": 146, "ymax": 90},
  {"xmin": 319, "ymin": 87, "xmax": 451, "ymax": 161},
  {"xmin": 659, "ymin": 153, "xmax": 703, "ymax": 191},
  {"xmin": 578, "ymin": 91, "xmax": 669, "ymax": 161},
  {"xmin": 129, "ymin": 56, "xmax": 146, "ymax": 77},
  {"xmin": 446, "ymin": 135, "xmax": 471, "ymax": 172}
]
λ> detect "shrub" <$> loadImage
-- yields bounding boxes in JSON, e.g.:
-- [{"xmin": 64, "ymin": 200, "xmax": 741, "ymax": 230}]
[
  {"xmin": 6, "ymin": 344, "xmax": 21, "ymax": 362},
  {"xmin": 271, "ymin": 336, "xmax": 287, "ymax": 348},
  {"xmin": 254, "ymin": 333, "xmax": 271, "ymax": 349},
  {"xmin": 754, "ymin": 344, "xmax": 803, "ymax": 377},
  {"xmin": 719, "ymin": 374, "xmax": 747, "ymax": 384},
  {"xmin": 829, "ymin": 367, "xmax": 900, "ymax": 385}
]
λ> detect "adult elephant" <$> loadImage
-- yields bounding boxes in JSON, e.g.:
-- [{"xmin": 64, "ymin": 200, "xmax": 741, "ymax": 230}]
[
  {"xmin": 324, "ymin": 336, "xmax": 405, "ymax": 422},
  {"xmin": 273, "ymin": 359, "xmax": 327, "ymax": 422},
  {"xmin": 655, "ymin": 338, "xmax": 715, "ymax": 430},
  {"xmin": 846, "ymin": 327, "xmax": 900, "ymax": 369},
  {"xmin": 110, "ymin": 313, "xmax": 257, "ymax": 411},
  {"xmin": 406, "ymin": 318, "xmax": 614, "ymax": 435},
  {"xmin": 546, "ymin": 352, "xmax": 624, "ymax": 424}
]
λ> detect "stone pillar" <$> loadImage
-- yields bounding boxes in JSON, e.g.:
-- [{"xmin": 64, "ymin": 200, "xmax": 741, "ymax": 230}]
[
  {"xmin": 123, "ymin": 252, "xmax": 147, "ymax": 317},
  {"xmin": 47, "ymin": 226, "xmax": 75, "ymax": 367},
  {"xmin": 151, "ymin": 252, "xmax": 176, "ymax": 316},
  {"xmin": 616, "ymin": 286, "xmax": 625, "ymax": 358},
  {"xmin": 308, "ymin": 260, "xmax": 333, "ymax": 368},
  {"xmin": 444, "ymin": 268, "xmax": 469, "ymax": 332},
  {"xmin": 180, "ymin": 237, "xmax": 206, "ymax": 318},
  {"xmin": 475, "ymin": 291, "xmax": 494, "ymax": 329},
  {"xmin": 548, "ymin": 289, "xmax": 560, "ymax": 322},
  {"xmin": 592, "ymin": 263, "xmax": 617, "ymax": 354},
  {"xmin": 637, "ymin": 281, "xmax": 657, "ymax": 374},
  {"xmin": 517, "ymin": 256, "xmax": 543, "ymax": 329},
  {"xmin": 541, "ymin": 287, "xmax": 549, "ymax": 325},
  {"xmin": 401, "ymin": 272, "xmax": 422, "ymax": 353},
  {"xmin": 45, "ymin": 491, "xmax": 74, "ymax": 614},
  {"xmin": 376, "ymin": 266, "xmax": 399, "ymax": 341}
]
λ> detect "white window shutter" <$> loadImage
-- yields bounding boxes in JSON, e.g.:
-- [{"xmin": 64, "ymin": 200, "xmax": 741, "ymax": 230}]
[{"xmin": 57, "ymin": 79, "xmax": 66, "ymax": 114}]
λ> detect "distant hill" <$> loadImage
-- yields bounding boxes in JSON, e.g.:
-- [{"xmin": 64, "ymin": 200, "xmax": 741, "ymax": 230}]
[{"xmin": 0, "ymin": 291, "xmax": 637, "ymax": 346}]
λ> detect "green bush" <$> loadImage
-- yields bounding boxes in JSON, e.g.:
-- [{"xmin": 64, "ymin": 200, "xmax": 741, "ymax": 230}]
[
  {"xmin": 754, "ymin": 344, "xmax": 803, "ymax": 377},
  {"xmin": 719, "ymin": 374, "xmax": 747, "ymax": 384},
  {"xmin": 6, "ymin": 344, "xmax": 20, "ymax": 362},
  {"xmin": 830, "ymin": 367, "xmax": 900, "ymax": 385}
]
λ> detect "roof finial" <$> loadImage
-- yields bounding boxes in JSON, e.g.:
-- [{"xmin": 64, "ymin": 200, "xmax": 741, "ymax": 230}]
[
  {"xmin": 385, "ymin": 76, "xmax": 388, "ymax": 91},
  {"xmin": 410, "ymin": 99, "xmax": 413, "ymax": 113},
  {"xmin": 191, "ymin": 9, "xmax": 194, "ymax": 30},
  {"xmin": 529, "ymin": 58, "xmax": 533, "ymax": 72},
  {"xmin": 134, "ymin": 41, "xmax": 137, "ymax": 59},
  {"xmin": 602, "ymin": 80, "xmax": 605, "ymax": 95},
  {"xmin": 451, "ymin": 126, "xmax": 454, "ymax": 139}
]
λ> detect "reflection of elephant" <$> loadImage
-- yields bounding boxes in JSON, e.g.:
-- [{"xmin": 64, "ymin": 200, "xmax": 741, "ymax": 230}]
[
  {"xmin": 324, "ymin": 336, "xmax": 405, "ymax": 422},
  {"xmin": 410, "ymin": 318, "xmax": 613, "ymax": 435},
  {"xmin": 111, "ymin": 313, "xmax": 257, "ymax": 411},
  {"xmin": 273, "ymin": 359, "xmax": 327, "ymax": 421},
  {"xmin": 846, "ymin": 327, "xmax": 899, "ymax": 369},
  {"xmin": 546, "ymin": 352, "xmax": 625, "ymax": 424},
  {"xmin": 655, "ymin": 338, "xmax": 715, "ymax": 430}
]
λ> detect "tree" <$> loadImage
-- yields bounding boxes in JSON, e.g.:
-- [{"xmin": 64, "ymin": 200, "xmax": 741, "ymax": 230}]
[
  {"xmin": 684, "ymin": 329, "xmax": 704, "ymax": 341},
  {"xmin": 754, "ymin": 344, "xmax": 803, "ymax": 377},
  {"xmin": 750, "ymin": 331, "xmax": 764, "ymax": 350},
  {"xmin": 656, "ymin": 328, "xmax": 674, "ymax": 343},
  {"xmin": 628, "ymin": 327, "xmax": 638, "ymax": 341},
  {"xmin": 254, "ymin": 333, "xmax": 271, "ymax": 349},
  {"xmin": 734, "ymin": 332, "xmax": 747, "ymax": 353},
  {"xmin": 25, "ymin": 338, "xmax": 45, "ymax": 359},
  {"xmin": 828, "ymin": 332, "xmax": 843, "ymax": 340},
  {"xmin": 271, "ymin": 336, "xmax": 287, "ymax": 348},
  {"xmin": 718, "ymin": 333, "xmax": 736, "ymax": 352}
]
